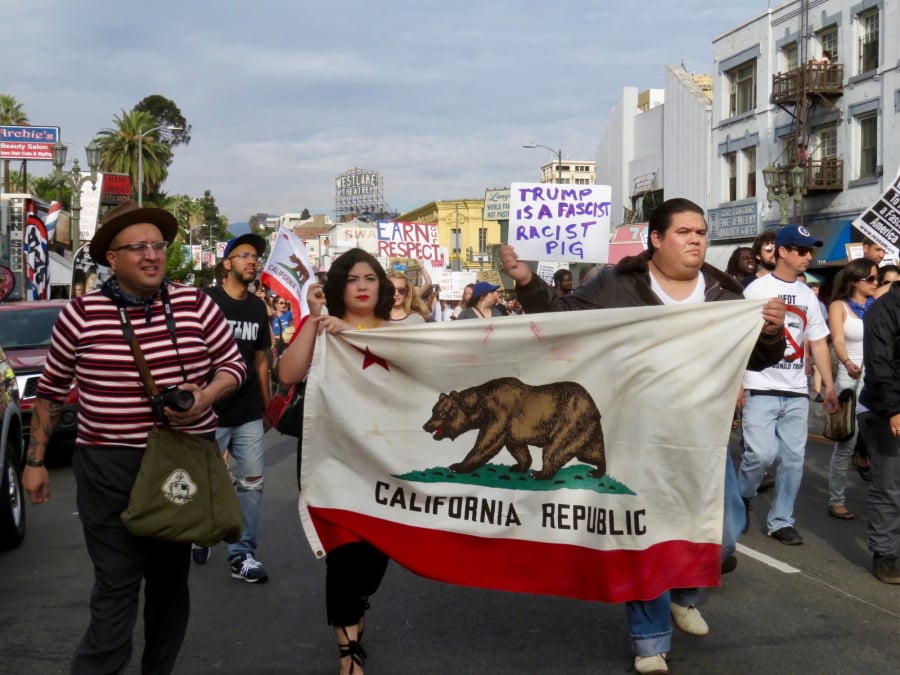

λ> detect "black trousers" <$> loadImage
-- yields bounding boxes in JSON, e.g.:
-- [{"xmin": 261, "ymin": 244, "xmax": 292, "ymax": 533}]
[
  {"xmin": 71, "ymin": 446, "xmax": 191, "ymax": 675},
  {"xmin": 326, "ymin": 541, "xmax": 390, "ymax": 627}
]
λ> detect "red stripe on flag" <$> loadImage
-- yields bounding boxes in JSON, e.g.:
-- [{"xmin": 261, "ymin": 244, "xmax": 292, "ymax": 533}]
[{"xmin": 308, "ymin": 507, "xmax": 721, "ymax": 603}]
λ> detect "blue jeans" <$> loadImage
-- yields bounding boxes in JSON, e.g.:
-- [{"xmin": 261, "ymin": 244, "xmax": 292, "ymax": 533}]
[
  {"xmin": 722, "ymin": 451, "xmax": 745, "ymax": 558},
  {"xmin": 738, "ymin": 393, "xmax": 809, "ymax": 533},
  {"xmin": 216, "ymin": 419, "xmax": 265, "ymax": 559},
  {"xmin": 828, "ymin": 371, "xmax": 859, "ymax": 506},
  {"xmin": 626, "ymin": 452, "xmax": 741, "ymax": 656},
  {"xmin": 627, "ymin": 588, "xmax": 700, "ymax": 656}
]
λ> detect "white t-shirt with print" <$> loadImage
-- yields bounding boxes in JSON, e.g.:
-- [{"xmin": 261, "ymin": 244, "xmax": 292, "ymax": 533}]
[{"xmin": 742, "ymin": 273, "xmax": 829, "ymax": 393}]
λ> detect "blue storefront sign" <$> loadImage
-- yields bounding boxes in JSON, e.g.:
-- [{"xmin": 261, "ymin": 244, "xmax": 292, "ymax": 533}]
[{"xmin": 707, "ymin": 203, "xmax": 759, "ymax": 242}]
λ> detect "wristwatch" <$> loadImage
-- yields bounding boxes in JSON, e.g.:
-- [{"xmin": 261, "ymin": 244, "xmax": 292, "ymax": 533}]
[{"xmin": 25, "ymin": 457, "xmax": 45, "ymax": 468}]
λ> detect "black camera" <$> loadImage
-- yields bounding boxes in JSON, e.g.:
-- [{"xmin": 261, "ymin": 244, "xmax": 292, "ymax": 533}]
[{"xmin": 151, "ymin": 385, "xmax": 195, "ymax": 422}]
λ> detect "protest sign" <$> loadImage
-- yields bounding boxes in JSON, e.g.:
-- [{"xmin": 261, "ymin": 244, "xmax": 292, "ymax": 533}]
[
  {"xmin": 376, "ymin": 220, "xmax": 447, "ymax": 266},
  {"xmin": 852, "ymin": 166, "xmax": 900, "ymax": 260},
  {"xmin": 509, "ymin": 183, "xmax": 611, "ymax": 263}
]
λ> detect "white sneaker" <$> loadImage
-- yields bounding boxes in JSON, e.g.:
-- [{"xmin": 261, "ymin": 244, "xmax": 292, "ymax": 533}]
[
  {"xmin": 671, "ymin": 602, "xmax": 709, "ymax": 636},
  {"xmin": 634, "ymin": 653, "xmax": 669, "ymax": 674}
]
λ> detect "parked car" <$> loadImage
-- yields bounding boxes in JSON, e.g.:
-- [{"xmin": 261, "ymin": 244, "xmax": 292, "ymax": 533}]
[
  {"xmin": 0, "ymin": 300, "xmax": 77, "ymax": 451},
  {"xmin": 0, "ymin": 344, "xmax": 26, "ymax": 550}
]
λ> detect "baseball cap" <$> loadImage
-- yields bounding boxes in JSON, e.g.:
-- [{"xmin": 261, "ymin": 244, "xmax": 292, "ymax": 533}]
[
  {"xmin": 223, "ymin": 233, "xmax": 266, "ymax": 259},
  {"xmin": 775, "ymin": 224, "xmax": 823, "ymax": 249},
  {"xmin": 472, "ymin": 281, "xmax": 500, "ymax": 297}
]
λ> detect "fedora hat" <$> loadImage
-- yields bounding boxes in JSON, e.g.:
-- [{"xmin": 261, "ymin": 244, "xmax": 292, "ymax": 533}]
[{"xmin": 89, "ymin": 199, "xmax": 178, "ymax": 264}]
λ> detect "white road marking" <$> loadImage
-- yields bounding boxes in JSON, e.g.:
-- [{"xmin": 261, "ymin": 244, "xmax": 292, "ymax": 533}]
[{"xmin": 735, "ymin": 542, "xmax": 801, "ymax": 573}]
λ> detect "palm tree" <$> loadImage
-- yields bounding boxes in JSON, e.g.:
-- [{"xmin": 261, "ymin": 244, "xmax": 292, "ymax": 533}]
[
  {"xmin": 94, "ymin": 109, "xmax": 172, "ymax": 201},
  {"xmin": 0, "ymin": 93, "xmax": 29, "ymax": 192}
]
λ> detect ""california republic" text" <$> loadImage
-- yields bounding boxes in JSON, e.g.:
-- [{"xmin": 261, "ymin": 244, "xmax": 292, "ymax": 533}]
[{"xmin": 374, "ymin": 481, "xmax": 646, "ymax": 535}]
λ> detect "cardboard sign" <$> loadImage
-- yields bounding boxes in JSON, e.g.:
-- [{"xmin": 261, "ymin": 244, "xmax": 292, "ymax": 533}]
[
  {"xmin": 509, "ymin": 183, "xmax": 611, "ymax": 262},
  {"xmin": 376, "ymin": 220, "xmax": 447, "ymax": 266},
  {"xmin": 852, "ymin": 166, "xmax": 900, "ymax": 260}
]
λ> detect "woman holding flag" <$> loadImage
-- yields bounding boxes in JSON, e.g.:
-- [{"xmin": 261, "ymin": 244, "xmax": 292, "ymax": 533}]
[{"xmin": 279, "ymin": 248, "xmax": 396, "ymax": 675}]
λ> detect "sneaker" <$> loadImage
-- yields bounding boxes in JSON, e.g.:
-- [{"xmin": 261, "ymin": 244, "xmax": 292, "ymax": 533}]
[
  {"xmin": 770, "ymin": 525, "xmax": 803, "ymax": 545},
  {"xmin": 230, "ymin": 553, "xmax": 269, "ymax": 583},
  {"xmin": 758, "ymin": 471, "xmax": 775, "ymax": 493},
  {"xmin": 191, "ymin": 544, "xmax": 210, "ymax": 565},
  {"xmin": 873, "ymin": 553, "xmax": 900, "ymax": 584},
  {"xmin": 634, "ymin": 653, "xmax": 668, "ymax": 674},
  {"xmin": 742, "ymin": 497, "xmax": 752, "ymax": 534},
  {"xmin": 671, "ymin": 602, "xmax": 709, "ymax": 636},
  {"xmin": 721, "ymin": 554, "xmax": 738, "ymax": 574}
]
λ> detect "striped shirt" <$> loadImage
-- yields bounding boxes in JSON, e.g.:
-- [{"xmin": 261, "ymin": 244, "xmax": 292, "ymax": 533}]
[{"xmin": 36, "ymin": 283, "xmax": 247, "ymax": 448}]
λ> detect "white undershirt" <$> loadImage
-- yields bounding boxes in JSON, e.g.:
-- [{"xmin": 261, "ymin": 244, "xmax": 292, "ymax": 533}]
[{"xmin": 649, "ymin": 272, "xmax": 706, "ymax": 305}]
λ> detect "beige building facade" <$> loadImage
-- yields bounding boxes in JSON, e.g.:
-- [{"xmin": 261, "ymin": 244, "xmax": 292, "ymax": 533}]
[{"xmin": 396, "ymin": 199, "xmax": 502, "ymax": 271}]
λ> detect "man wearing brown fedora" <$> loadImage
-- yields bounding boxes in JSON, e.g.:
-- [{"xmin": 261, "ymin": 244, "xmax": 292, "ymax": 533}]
[{"xmin": 23, "ymin": 199, "xmax": 247, "ymax": 675}]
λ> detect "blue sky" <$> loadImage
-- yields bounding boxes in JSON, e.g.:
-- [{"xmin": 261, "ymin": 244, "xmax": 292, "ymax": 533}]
[{"xmin": 2, "ymin": 0, "xmax": 775, "ymax": 224}]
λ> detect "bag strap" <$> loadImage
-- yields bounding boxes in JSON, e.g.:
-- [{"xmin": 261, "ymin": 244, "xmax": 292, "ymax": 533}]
[
  {"xmin": 116, "ymin": 305, "xmax": 160, "ymax": 399},
  {"xmin": 113, "ymin": 285, "xmax": 187, "ymax": 401}
]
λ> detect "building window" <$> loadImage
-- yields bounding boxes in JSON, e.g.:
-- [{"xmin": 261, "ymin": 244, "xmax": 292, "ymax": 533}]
[
  {"xmin": 816, "ymin": 125, "xmax": 838, "ymax": 159},
  {"xmin": 858, "ymin": 114, "xmax": 878, "ymax": 178},
  {"xmin": 859, "ymin": 9, "xmax": 879, "ymax": 73},
  {"xmin": 478, "ymin": 228, "xmax": 487, "ymax": 254},
  {"xmin": 744, "ymin": 147, "xmax": 756, "ymax": 198},
  {"xmin": 725, "ymin": 152, "xmax": 737, "ymax": 201},
  {"xmin": 819, "ymin": 26, "xmax": 838, "ymax": 61},
  {"xmin": 783, "ymin": 42, "xmax": 799, "ymax": 71},
  {"xmin": 727, "ymin": 60, "xmax": 757, "ymax": 116}
]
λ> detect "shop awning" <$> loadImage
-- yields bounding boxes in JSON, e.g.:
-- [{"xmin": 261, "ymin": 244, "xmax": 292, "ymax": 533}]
[
  {"xmin": 608, "ymin": 223, "xmax": 648, "ymax": 264},
  {"xmin": 809, "ymin": 220, "xmax": 852, "ymax": 266}
]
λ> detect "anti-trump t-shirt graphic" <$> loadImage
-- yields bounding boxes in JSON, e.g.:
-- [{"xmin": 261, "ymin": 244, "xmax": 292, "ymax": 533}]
[{"xmin": 297, "ymin": 301, "xmax": 766, "ymax": 603}]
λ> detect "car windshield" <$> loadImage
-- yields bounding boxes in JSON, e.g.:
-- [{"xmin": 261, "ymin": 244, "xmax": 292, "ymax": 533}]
[{"xmin": 0, "ymin": 306, "xmax": 63, "ymax": 349}]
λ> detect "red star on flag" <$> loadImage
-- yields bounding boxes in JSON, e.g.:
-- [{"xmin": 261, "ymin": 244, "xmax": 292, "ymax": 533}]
[{"xmin": 351, "ymin": 345, "xmax": 390, "ymax": 371}]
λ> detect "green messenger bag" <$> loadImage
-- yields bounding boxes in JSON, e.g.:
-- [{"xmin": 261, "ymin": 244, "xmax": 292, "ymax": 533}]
[{"xmin": 121, "ymin": 427, "xmax": 243, "ymax": 547}]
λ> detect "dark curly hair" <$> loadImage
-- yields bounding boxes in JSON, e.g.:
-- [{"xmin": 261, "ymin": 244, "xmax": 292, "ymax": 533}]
[{"xmin": 324, "ymin": 248, "xmax": 393, "ymax": 321}]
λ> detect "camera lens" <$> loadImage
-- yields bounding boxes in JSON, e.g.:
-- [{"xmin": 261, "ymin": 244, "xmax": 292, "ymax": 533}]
[{"xmin": 168, "ymin": 389, "xmax": 195, "ymax": 412}]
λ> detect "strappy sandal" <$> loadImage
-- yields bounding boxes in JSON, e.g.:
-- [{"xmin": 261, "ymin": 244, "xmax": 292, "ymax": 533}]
[
  {"xmin": 338, "ymin": 626, "xmax": 367, "ymax": 674},
  {"xmin": 852, "ymin": 453, "xmax": 872, "ymax": 482}
]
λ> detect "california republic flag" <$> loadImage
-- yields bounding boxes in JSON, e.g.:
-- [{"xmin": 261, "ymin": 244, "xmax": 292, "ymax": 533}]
[
  {"xmin": 298, "ymin": 300, "xmax": 765, "ymax": 602},
  {"xmin": 259, "ymin": 225, "xmax": 314, "ymax": 320}
]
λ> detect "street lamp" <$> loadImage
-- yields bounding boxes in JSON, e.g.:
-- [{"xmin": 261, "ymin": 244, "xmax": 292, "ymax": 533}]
[
  {"xmin": 523, "ymin": 143, "xmax": 563, "ymax": 183},
  {"xmin": 762, "ymin": 164, "xmax": 806, "ymax": 226},
  {"xmin": 137, "ymin": 124, "xmax": 182, "ymax": 206},
  {"xmin": 51, "ymin": 141, "xmax": 102, "ymax": 254}
]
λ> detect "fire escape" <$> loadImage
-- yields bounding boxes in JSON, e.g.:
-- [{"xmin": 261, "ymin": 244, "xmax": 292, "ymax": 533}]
[{"xmin": 767, "ymin": 0, "xmax": 844, "ymax": 222}]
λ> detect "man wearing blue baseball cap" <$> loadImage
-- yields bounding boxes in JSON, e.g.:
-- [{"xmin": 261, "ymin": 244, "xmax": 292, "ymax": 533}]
[
  {"xmin": 739, "ymin": 224, "xmax": 839, "ymax": 546},
  {"xmin": 198, "ymin": 233, "xmax": 273, "ymax": 582}
]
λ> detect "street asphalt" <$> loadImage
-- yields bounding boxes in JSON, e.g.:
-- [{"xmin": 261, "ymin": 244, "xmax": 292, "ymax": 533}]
[{"xmin": 2, "ymin": 414, "xmax": 898, "ymax": 674}]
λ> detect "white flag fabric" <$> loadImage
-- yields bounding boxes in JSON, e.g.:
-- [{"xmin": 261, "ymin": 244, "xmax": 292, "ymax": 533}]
[
  {"xmin": 260, "ymin": 225, "xmax": 314, "ymax": 321},
  {"xmin": 298, "ymin": 300, "xmax": 765, "ymax": 602}
]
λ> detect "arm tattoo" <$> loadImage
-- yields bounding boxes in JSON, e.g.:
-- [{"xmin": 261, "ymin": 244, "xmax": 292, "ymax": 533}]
[{"xmin": 28, "ymin": 400, "xmax": 62, "ymax": 459}]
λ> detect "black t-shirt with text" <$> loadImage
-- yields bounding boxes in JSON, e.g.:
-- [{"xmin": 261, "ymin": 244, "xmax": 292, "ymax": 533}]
[{"xmin": 204, "ymin": 285, "xmax": 271, "ymax": 426}]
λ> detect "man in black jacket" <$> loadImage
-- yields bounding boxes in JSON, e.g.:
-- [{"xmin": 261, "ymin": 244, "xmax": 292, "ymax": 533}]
[
  {"xmin": 502, "ymin": 197, "xmax": 786, "ymax": 675},
  {"xmin": 859, "ymin": 283, "xmax": 900, "ymax": 584}
]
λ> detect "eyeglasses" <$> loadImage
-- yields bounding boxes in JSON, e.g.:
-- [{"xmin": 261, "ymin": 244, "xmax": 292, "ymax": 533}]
[
  {"xmin": 393, "ymin": 288, "xmax": 408, "ymax": 296},
  {"xmin": 785, "ymin": 245, "xmax": 813, "ymax": 256},
  {"xmin": 857, "ymin": 275, "xmax": 878, "ymax": 284},
  {"xmin": 229, "ymin": 252, "xmax": 260, "ymax": 262},
  {"xmin": 763, "ymin": 244, "xmax": 775, "ymax": 253},
  {"xmin": 277, "ymin": 301, "xmax": 288, "ymax": 306},
  {"xmin": 112, "ymin": 241, "xmax": 168, "ymax": 254}
]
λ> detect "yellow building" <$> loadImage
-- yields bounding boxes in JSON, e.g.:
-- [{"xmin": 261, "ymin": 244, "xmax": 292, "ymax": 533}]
[{"xmin": 395, "ymin": 199, "xmax": 502, "ymax": 272}]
